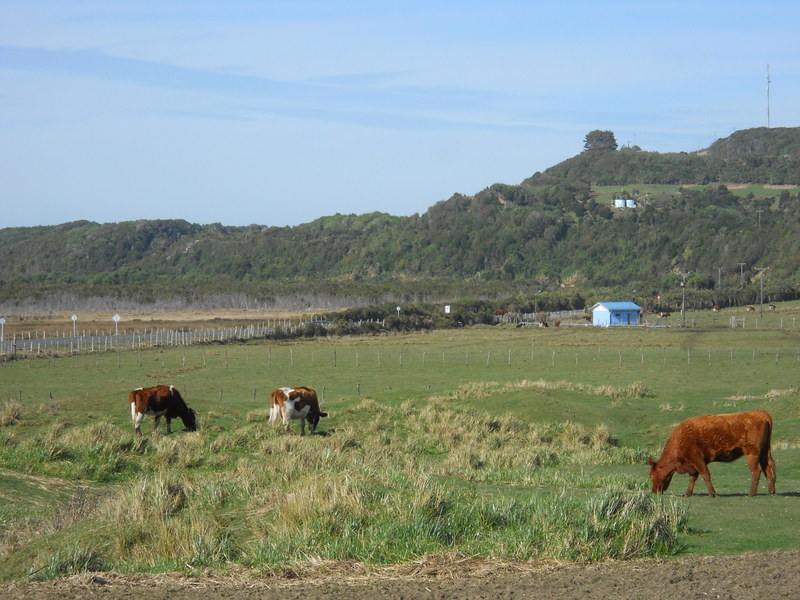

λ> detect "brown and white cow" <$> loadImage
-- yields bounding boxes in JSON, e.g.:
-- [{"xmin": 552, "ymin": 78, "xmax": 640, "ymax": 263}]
[
  {"xmin": 129, "ymin": 384, "xmax": 197, "ymax": 436},
  {"xmin": 648, "ymin": 410, "xmax": 776, "ymax": 497},
  {"xmin": 269, "ymin": 386, "xmax": 327, "ymax": 435}
]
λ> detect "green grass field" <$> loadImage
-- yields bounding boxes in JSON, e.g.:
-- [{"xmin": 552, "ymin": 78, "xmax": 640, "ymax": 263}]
[{"xmin": 1, "ymin": 305, "xmax": 799, "ymax": 581}]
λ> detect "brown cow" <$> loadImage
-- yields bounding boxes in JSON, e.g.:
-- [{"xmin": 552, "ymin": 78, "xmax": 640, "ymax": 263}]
[
  {"xmin": 129, "ymin": 385, "xmax": 197, "ymax": 436},
  {"xmin": 648, "ymin": 410, "xmax": 776, "ymax": 497},
  {"xmin": 269, "ymin": 386, "xmax": 327, "ymax": 435}
]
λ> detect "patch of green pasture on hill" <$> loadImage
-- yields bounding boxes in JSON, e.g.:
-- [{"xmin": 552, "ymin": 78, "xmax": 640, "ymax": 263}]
[
  {"xmin": 592, "ymin": 184, "xmax": 681, "ymax": 203},
  {"xmin": 591, "ymin": 183, "xmax": 796, "ymax": 203}
]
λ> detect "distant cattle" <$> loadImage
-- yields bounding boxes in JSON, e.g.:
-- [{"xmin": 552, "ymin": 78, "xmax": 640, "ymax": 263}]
[
  {"xmin": 768, "ymin": 303, "xmax": 776, "ymax": 310},
  {"xmin": 746, "ymin": 305, "xmax": 756, "ymax": 312},
  {"xmin": 657, "ymin": 312, "xmax": 671, "ymax": 318},
  {"xmin": 712, "ymin": 306, "xmax": 721, "ymax": 312},
  {"xmin": 648, "ymin": 410, "xmax": 776, "ymax": 497},
  {"xmin": 269, "ymin": 386, "xmax": 327, "ymax": 435},
  {"xmin": 129, "ymin": 385, "xmax": 197, "ymax": 436}
]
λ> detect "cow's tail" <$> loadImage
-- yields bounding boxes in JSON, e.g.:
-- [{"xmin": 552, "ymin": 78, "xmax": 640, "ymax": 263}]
[{"xmin": 760, "ymin": 412, "xmax": 777, "ymax": 492}]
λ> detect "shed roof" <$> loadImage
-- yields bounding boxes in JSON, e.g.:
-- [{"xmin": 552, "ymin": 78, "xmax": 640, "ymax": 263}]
[{"xmin": 590, "ymin": 302, "xmax": 641, "ymax": 312}]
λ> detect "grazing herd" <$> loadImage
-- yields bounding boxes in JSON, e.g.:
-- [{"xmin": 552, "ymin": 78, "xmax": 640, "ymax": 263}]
[
  {"xmin": 127, "ymin": 384, "xmax": 776, "ymax": 497},
  {"xmin": 129, "ymin": 383, "xmax": 327, "ymax": 437}
]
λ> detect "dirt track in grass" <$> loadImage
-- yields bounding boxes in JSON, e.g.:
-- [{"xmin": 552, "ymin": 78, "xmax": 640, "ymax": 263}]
[{"xmin": 3, "ymin": 552, "xmax": 799, "ymax": 600}]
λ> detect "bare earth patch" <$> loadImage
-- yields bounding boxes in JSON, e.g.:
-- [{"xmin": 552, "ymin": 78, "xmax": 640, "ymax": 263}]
[{"xmin": 3, "ymin": 552, "xmax": 799, "ymax": 600}]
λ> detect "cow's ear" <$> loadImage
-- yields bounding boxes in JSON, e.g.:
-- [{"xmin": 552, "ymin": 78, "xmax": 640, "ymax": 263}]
[{"xmin": 647, "ymin": 457, "xmax": 656, "ymax": 466}]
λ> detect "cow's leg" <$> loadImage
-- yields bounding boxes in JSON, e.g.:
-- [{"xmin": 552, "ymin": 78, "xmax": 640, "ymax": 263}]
[
  {"xmin": 765, "ymin": 452, "xmax": 777, "ymax": 494},
  {"xmin": 131, "ymin": 403, "xmax": 140, "ymax": 436},
  {"xmin": 745, "ymin": 453, "xmax": 763, "ymax": 496},
  {"xmin": 153, "ymin": 414, "xmax": 162, "ymax": 432},
  {"xmin": 299, "ymin": 417, "xmax": 306, "ymax": 436},
  {"xmin": 282, "ymin": 400, "xmax": 293, "ymax": 432},
  {"xmin": 269, "ymin": 404, "xmax": 278, "ymax": 426},
  {"xmin": 685, "ymin": 472, "xmax": 698, "ymax": 497},
  {"xmin": 747, "ymin": 451, "xmax": 777, "ymax": 496},
  {"xmin": 133, "ymin": 412, "xmax": 145, "ymax": 436},
  {"xmin": 695, "ymin": 464, "xmax": 716, "ymax": 497},
  {"xmin": 165, "ymin": 417, "xmax": 172, "ymax": 434}
]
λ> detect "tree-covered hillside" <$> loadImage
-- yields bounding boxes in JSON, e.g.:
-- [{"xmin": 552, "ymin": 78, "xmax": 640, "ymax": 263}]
[{"xmin": 2, "ymin": 127, "xmax": 799, "ymax": 310}]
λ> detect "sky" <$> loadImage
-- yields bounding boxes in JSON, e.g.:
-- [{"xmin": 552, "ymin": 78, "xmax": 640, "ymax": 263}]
[{"xmin": 1, "ymin": 1, "xmax": 799, "ymax": 229}]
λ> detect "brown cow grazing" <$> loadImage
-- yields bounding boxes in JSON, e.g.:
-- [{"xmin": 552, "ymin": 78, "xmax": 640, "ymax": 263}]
[
  {"xmin": 129, "ymin": 385, "xmax": 197, "ymax": 436},
  {"xmin": 269, "ymin": 386, "xmax": 327, "ymax": 435},
  {"xmin": 648, "ymin": 410, "xmax": 776, "ymax": 497}
]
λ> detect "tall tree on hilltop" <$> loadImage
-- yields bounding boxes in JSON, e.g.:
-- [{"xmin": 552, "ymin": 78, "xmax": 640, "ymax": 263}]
[{"xmin": 583, "ymin": 130, "xmax": 618, "ymax": 152}]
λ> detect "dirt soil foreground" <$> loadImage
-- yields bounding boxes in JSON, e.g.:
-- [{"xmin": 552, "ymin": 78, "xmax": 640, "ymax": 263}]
[{"xmin": 2, "ymin": 552, "xmax": 799, "ymax": 600}]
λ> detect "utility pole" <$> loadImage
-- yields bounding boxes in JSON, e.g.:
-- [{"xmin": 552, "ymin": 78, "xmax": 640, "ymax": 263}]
[
  {"xmin": 680, "ymin": 272, "xmax": 689, "ymax": 328},
  {"xmin": 716, "ymin": 267, "xmax": 722, "ymax": 290},
  {"xmin": 737, "ymin": 262, "xmax": 747, "ymax": 288},
  {"xmin": 756, "ymin": 267, "xmax": 767, "ymax": 316}
]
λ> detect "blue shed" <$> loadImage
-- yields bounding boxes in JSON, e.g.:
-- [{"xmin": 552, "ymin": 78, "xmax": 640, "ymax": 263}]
[{"xmin": 590, "ymin": 302, "xmax": 641, "ymax": 327}]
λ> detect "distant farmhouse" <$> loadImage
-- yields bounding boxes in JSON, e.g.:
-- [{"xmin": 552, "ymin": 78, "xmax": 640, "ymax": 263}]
[{"xmin": 590, "ymin": 302, "xmax": 641, "ymax": 326}]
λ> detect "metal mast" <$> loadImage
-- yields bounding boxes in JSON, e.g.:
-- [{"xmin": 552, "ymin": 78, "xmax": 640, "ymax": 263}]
[{"xmin": 767, "ymin": 65, "xmax": 771, "ymax": 128}]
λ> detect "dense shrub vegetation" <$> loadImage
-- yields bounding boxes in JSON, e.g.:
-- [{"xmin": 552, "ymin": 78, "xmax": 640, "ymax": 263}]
[{"xmin": 2, "ymin": 127, "xmax": 799, "ymax": 312}]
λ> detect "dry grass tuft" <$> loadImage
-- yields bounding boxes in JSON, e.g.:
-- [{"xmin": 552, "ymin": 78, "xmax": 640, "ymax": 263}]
[
  {"xmin": 431, "ymin": 379, "xmax": 651, "ymax": 404},
  {"xmin": 0, "ymin": 399, "xmax": 22, "ymax": 426}
]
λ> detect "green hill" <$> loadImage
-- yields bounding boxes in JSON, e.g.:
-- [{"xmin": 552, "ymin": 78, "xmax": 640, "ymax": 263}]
[{"xmin": 2, "ymin": 127, "xmax": 799, "ymax": 311}]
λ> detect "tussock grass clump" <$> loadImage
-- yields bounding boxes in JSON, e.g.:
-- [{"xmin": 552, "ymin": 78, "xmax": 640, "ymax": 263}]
[
  {"xmin": 101, "ymin": 470, "xmax": 239, "ymax": 566},
  {"xmin": 246, "ymin": 408, "xmax": 271, "ymax": 423},
  {"xmin": 0, "ymin": 399, "xmax": 22, "ymax": 426},
  {"xmin": 432, "ymin": 379, "xmax": 652, "ymax": 403},
  {"xmin": 726, "ymin": 388, "xmax": 797, "ymax": 400},
  {"xmin": 525, "ymin": 490, "xmax": 687, "ymax": 560},
  {"xmin": 30, "ymin": 545, "xmax": 104, "ymax": 580},
  {"xmin": 403, "ymin": 406, "xmax": 643, "ymax": 480},
  {"xmin": 244, "ymin": 475, "xmax": 687, "ymax": 565},
  {"xmin": 150, "ymin": 433, "xmax": 206, "ymax": 469}
]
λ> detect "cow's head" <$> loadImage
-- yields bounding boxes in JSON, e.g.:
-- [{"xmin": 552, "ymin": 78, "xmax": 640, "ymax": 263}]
[
  {"xmin": 306, "ymin": 410, "xmax": 328, "ymax": 432},
  {"xmin": 182, "ymin": 408, "xmax": 198, "ymax": 432},
  {"xmin": 647, "ymin": 457, "xmax": 673, "ymax": 493}
]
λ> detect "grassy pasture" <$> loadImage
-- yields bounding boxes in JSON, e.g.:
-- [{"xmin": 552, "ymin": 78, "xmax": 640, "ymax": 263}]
[
  {"xmin": 1, "ymin": 306, "xmax": 799, "ymax": 581},
  {"xmin": 592, "ymin": 182, "xmax": 798, "ymax": 203}
]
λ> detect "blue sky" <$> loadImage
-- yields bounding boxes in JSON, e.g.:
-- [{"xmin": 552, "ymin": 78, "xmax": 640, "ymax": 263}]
[{"xmin": 1, "ymin": 1, "xmax": 798, "ymax": 228}]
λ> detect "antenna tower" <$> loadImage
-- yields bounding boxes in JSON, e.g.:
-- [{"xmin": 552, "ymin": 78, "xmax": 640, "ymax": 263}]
[{"xmin": 766, "ymin": 65, "xmax": 771, "ymax": 128}]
